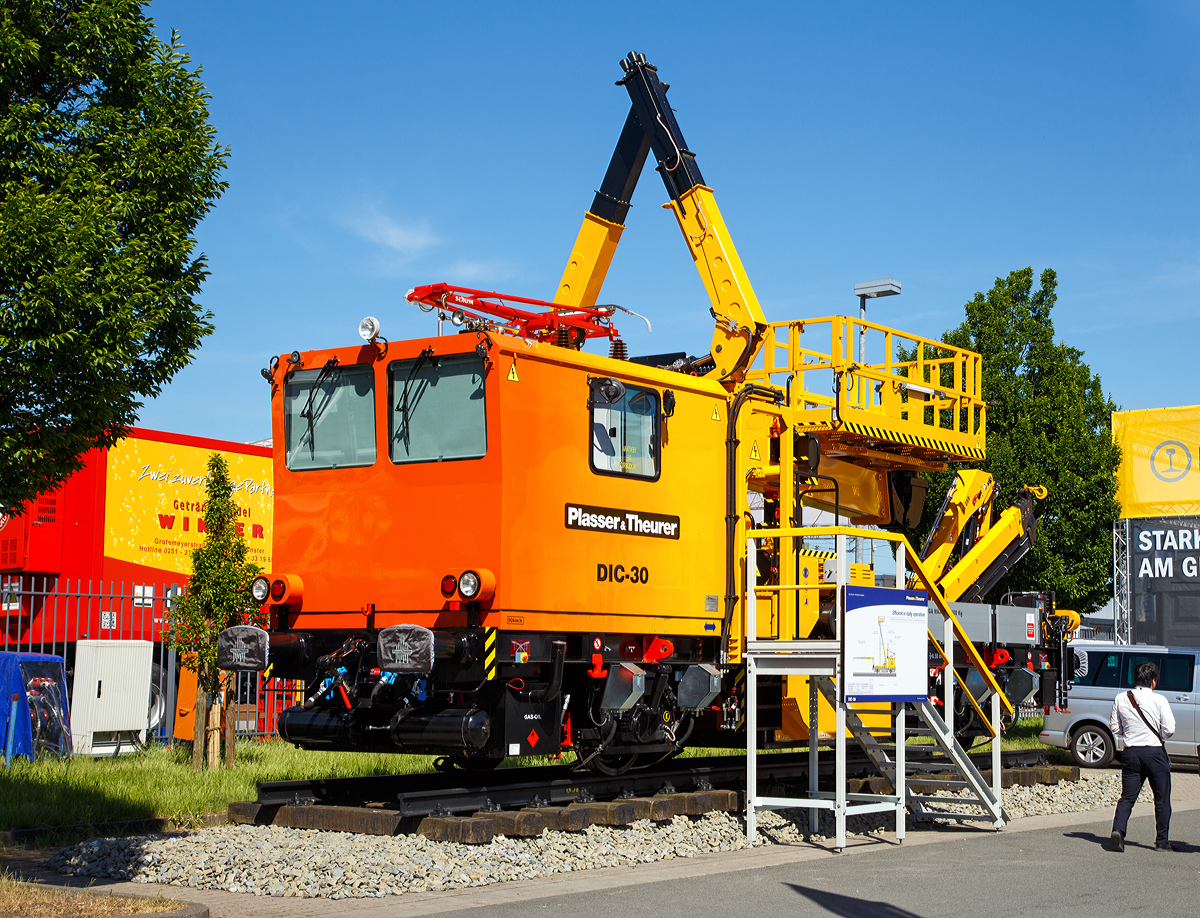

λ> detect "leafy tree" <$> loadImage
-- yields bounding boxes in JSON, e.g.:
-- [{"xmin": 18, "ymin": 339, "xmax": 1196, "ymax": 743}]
[
  {"xmin": 0, "ymin": 0, "xmax": 227, "ymax": 513},
  {"xmin": 165, "ymin": 453, "xmax": 261, "ymax": 770},
  {"xmin": 908, "ymin": 268, "xmax": 1120, "ymax": 614}
]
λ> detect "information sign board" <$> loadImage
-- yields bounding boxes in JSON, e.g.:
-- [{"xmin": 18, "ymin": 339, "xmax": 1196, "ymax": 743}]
[{"xmin": 842, "ymin": 586, "xmax": 928, "ymax": 703}]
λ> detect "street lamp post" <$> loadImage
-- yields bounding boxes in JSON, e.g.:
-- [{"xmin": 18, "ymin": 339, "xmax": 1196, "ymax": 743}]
[
  {"xmin": 851, "ymin": 278, "xmax": 900, "ymax": 568},
  {"xmin": 853, "ymin": 278, "xmax": 901, "ymax": 363}
]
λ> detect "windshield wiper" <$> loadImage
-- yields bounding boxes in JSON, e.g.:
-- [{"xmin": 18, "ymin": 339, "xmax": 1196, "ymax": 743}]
[
  {"xmin": 396, "ymin": 346, "xmax": 434, "ymax": 447},
  {"xmin": 300, "ymin": 357, "xmax": 339, "ymax": 451}
]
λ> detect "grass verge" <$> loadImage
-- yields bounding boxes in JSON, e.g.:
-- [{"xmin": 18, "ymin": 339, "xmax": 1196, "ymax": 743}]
[
  {"xmin": 0, "ymin": 742, "xmax": 436, "ymax": 834},
  {"xmin": 0, "ymin": 870, "xmax": 180, "ymax": 916}
]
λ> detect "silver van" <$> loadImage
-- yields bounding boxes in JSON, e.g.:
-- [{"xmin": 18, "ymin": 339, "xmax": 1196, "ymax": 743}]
[{"xmin": 1040, "ymin": 641, "xmax": 1198, "ymax": 767}]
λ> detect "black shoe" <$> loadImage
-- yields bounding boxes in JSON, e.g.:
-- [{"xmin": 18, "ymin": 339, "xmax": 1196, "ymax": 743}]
[
  {"xmin": 1155, "ymin": 842, "xmax": 1179, "ymax": 852},
  {"xmin": 1111, "ymin": 831, "xmax": 1125, "ymax": 852}
]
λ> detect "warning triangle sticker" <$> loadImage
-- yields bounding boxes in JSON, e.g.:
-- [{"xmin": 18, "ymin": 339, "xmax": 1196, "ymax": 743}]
[
  {"xmin": 749, "ymin": 440, "xmax": 761, "ymax": 461},
  {"xmin": 507, "ymin": 361, "xmax": 519, "ymax": 382},
  {"xmin": 711, "ymin": 405, "xmax": 721, "ymax": 421}
]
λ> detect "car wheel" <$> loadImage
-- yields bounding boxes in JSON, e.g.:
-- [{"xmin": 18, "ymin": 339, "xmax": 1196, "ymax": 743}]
[{"xmin": 1071, "ymin": 724, "xmax": 1114, "ymax": 768}]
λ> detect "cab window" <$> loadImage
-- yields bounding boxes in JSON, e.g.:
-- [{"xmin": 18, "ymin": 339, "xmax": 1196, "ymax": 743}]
[
  {"xmin": 389, "ymin": 352, "xmax": 487, "ymax": 464},
  {"xmin": 284, "ymin": 363, "xmax": 376, "ymax": 471},
  {"xmin": 590, "ymin": 383, "xmax": 660, "ymax": 480}
]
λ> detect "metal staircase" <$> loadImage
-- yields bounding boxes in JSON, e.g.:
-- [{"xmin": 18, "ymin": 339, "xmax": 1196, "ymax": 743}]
[{"xmin": 814, "ymin": 678, "xmax": 1006, "ymax": 829}]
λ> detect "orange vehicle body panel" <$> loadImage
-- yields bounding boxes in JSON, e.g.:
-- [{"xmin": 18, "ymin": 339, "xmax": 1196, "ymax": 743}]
[{"xmin": 270, "ymin": 333, "xmax": 730, "ymax": 639}]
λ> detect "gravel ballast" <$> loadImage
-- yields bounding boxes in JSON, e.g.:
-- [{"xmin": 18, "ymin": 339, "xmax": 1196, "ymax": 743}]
[{"xmin": 49, "ymin": 773, "xmax": 1151, "ymax": 900}]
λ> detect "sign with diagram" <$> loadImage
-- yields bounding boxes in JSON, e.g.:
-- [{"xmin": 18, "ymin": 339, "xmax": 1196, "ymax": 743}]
[{"xmin": 842, "ymin": 586, "xmax": 928, "ymax": 703}]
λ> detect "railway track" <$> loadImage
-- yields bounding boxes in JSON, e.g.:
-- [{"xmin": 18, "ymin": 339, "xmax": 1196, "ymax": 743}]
[{"xmin": 231, "ymin": 747, "xmax": 1056, "ymax": 837}]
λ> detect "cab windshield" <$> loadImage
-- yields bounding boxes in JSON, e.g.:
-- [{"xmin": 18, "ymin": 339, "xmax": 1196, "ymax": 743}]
[
  {"xmin": 389, "ymin": 352, "xmax": 487, "ymax": 463},
  {"xmin": 284, "ymin": 363, "xmax": 377, "ymax": 471}
]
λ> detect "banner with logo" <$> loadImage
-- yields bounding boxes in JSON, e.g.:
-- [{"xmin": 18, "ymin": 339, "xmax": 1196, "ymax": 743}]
[
  {"xmin": 103, "ymin": 436, "xmax": 273, "ymax": 575},
  {"xmin": 1113, "ymin": 405, "xmax": 1200, "ymax": 519}
]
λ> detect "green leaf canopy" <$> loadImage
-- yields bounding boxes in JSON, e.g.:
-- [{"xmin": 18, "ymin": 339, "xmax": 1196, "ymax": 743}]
[{"xmin": 0, "ymin": 0, "xmax": 227, "ymax": 511}]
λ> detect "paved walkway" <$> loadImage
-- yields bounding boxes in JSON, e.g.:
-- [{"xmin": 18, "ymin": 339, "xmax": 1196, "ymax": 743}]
[{"xmin": 6, "ymin": 770, "xmax": 1200, "ymax": 918}]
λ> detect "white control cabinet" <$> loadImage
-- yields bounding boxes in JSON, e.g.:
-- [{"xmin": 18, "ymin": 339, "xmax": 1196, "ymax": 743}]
[{"xmin": 71, "ymin": 640, "xmax": 154, "ymax": 756}]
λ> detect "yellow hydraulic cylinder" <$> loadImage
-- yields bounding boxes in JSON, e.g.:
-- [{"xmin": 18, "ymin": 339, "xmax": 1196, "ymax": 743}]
[
  {"xmin": 663, "ymin": 186, "xmax": 767, "ymax": 381},
  {"xmin": 553, "ymin": 212, "xmax": 624, "ymax": 309}
]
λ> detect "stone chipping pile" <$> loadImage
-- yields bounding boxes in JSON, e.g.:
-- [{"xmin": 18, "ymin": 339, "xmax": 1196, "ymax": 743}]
[{"xmin": 50, "ymin": 773, "xmax": 1147, "ymax": 900}]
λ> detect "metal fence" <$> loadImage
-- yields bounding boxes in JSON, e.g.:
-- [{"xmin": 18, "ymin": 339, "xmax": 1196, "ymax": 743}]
[{"xmin": 1, "ymin": 574, "xmax": 302, "ymax": 743}]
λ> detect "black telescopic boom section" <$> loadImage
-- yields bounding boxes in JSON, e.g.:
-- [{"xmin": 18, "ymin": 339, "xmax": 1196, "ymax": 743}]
[
  {"xmin": 590, "ymin": 107, "xmax": 653, "ymax": 226},
  {"xmin": 617, "ymin": 52, "xmax": 705, "ymax": 204}
]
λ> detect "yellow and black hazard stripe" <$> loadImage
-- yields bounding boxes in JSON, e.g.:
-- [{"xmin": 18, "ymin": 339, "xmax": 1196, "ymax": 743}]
[
  {"xmin": 798, "ymin": 548, "xmax": 836, "ymax": 560},
  {"xmin": 483, "ymin": 627, "xmax": 497, "ymax": 680},
  {"xmin": 842, "ymin": 421, "xmax": 985, "ymax": 460}
]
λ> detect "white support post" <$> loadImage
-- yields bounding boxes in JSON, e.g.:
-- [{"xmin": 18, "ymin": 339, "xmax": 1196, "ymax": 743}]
[
  {"xmin": 746, "ymin": 655, "xmax": 758, "ymax": 844},
  {"xmin": 943, "ymin": 615, "xmax": 955, "ymax": 739},
  {"xmin": 896, "ymin": 540, "xmax": 906, "ymax": 590},
  {"xmin": 835, "ymin": 533, "xmax": 846, "ymax": 641},
  {"xmin": 835, "ymin": 695, "xmax": 847, "ymax": 851},
  {"xmin": 746, "ymin": 538, "xmax": 758, "ymax": 640},
  {"xmin": 895, "ymin": 703, "xmax": 906, "ymax": 842},
  {"xmin": 991, "ymin": 690, "xmax": 1002, "ymax": 829},
  {"xmin": 808, "ymin": 676, "xmax": 819, "ymax": 837}
]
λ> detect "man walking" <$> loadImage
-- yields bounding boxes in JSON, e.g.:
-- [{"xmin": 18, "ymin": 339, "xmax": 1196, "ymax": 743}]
[{"xmin": 1109, "ymin": 661, "xmax": 1176, "ymax": 852}]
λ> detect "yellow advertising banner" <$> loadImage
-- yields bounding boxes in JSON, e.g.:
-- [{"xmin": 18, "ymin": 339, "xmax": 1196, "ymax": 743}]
[
  {"xmin": 1113, "ymin": 405, "xmax": 1200, "ymax": 519},
  {"xmin": 103, "ymin": 436, "xmax": 274, "ymax": 575}
]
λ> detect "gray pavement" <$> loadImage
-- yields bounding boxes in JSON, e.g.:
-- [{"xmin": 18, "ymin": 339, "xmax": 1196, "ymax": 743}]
[
  {"xmin": 7, "ymin": 770, "xmax": 1200, "ymax": 918},
  {"xmin": 459, "ymin": 807, "xmax": 1200, "ymax": 918}
]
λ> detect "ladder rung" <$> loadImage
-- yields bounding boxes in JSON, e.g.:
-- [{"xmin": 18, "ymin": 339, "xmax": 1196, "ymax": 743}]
[{"xmin": 909, "ymin": 795, "xmax": 986, "ymax": 806}]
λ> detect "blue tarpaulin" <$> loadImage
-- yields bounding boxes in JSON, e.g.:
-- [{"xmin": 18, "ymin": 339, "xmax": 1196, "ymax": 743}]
[{"xmin": 1, "ymin": 651, "xmax": 71, "ymax": 762}]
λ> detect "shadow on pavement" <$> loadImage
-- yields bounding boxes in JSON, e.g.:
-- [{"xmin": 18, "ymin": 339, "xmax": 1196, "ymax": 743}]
[
  {"xmin": 1063, "ymin": 830, "xmax": 1200, "ymax": 853},
  {"xmin": 1063, "ymin": 830, "xmax": 1114, "ymax": 850},
  {"xmin": 786, "ymin": 884, "xmax": 928, "ymax": 917}
]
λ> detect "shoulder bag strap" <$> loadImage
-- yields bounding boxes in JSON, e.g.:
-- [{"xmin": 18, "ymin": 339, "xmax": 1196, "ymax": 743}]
[{"xmin": 1126, "ymin": 690, "xmax": 1165, "ymax": 746}]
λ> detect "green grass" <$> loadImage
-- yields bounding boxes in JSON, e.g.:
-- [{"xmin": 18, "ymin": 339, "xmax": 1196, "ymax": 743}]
[{"xmin": 0, "ymin": 742, "xmax": 438, "ymax": 834}]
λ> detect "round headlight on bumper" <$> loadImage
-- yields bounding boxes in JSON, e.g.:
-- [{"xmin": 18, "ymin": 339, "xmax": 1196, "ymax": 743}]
[
  {"xmin": 458, "ymin": 570, "xmax": 481, "ymax": 599},
  {"xmin": 251, "ymin": 576, "xmax": 271, "ymax": 603}
]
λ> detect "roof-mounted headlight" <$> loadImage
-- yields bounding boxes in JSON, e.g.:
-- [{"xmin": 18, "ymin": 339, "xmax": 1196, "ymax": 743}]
[{"xmin": 358, "ymin": 316, "xmax": 381, "ymax": 341}]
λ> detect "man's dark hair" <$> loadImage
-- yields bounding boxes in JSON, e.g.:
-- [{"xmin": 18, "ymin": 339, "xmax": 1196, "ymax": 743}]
[{"xmin": 1135, "ymin": 661, "xmax": 1159, "ymax": 687}]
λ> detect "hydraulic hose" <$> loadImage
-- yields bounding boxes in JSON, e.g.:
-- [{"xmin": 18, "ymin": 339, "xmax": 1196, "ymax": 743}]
[
  {"xmin": 721, "ymin": 384, "xmax": 784, "ymax": 660},
  {"xmin": 525, "ymin": 641, "xmax": 566, "ymax": 703}
]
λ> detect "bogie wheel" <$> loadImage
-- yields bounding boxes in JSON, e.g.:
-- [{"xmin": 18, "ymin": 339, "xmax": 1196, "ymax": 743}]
[{"xmin": 1071, "ymin": 724, "xmax": 1115, "ymax": 768}]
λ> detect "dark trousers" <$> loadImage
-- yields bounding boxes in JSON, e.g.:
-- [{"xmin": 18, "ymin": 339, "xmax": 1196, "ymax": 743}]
[{"xmin": 1113, "ymin": 745, "xmax": 1172, "ymax": 845}]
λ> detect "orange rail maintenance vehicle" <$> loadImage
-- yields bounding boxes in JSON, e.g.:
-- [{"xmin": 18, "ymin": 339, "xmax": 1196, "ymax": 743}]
[{"xmin": 221, "ymin": 53, "xmax": 1065, "ymax": 773}]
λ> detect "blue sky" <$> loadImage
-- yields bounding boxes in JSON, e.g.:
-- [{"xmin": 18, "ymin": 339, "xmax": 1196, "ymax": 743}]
[{"xmin": 142, "ymin": 1, "xmax": 1200, "ymax": 443}]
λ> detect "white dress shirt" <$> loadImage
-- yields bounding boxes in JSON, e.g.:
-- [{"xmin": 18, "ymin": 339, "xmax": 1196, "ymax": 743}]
[{"xmin": 1109, "ymin": 685, "xmax": 1176, "ymax": 747}]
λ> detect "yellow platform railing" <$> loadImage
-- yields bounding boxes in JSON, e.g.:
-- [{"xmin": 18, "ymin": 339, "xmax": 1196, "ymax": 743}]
[
  {"xmin": 744, "ymin": 317, "xmax": 987, "ymax": 458},
  {"xmin": 745, "ymin": 525, "xmax": 1014, "ymax": 724}
]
